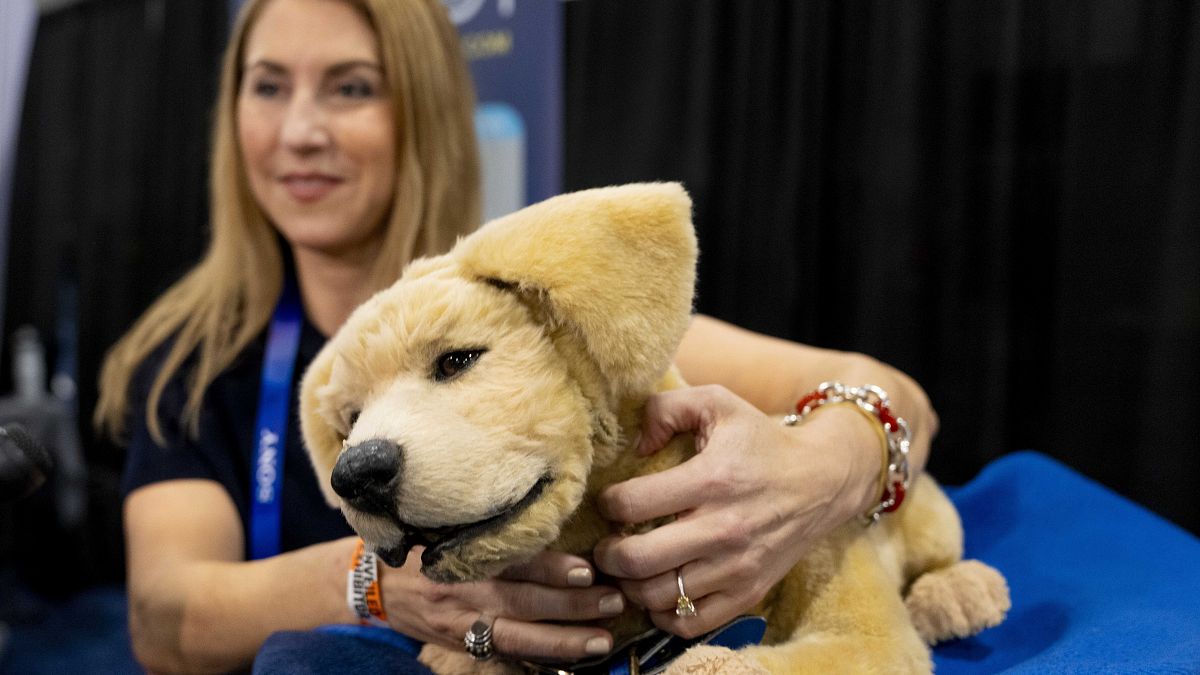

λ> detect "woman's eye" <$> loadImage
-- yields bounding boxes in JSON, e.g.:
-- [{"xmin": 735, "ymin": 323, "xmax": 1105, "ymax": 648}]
[
  {"xmin": 251, "ymin": 80, "xmax": 283, "ymax": 98},
  {"xmin": 336, "ymin": 80, "xmax": 376, "ymax": 98},
  {"xmin": 434, "ymin": 350, "xmax": 485, "ymax": 382}
]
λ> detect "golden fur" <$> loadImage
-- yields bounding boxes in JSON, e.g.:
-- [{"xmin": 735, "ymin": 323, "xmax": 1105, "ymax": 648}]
[{"xmin": 300, "ymin": 183, "xmax": 1009, "ymax": 674}]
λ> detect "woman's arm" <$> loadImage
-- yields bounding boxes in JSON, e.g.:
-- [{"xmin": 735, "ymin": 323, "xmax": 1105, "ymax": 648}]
[
  {"xmin": 124, "ymin": 481, "xmax": 356, "ymax": 672},
  {"xmin": 675, "ymin": 314, "xmax": 936, "ymax": 477},
  {"xmin": 594, "ymin": 314, "xmax": 939, "ymax": 638},
  {"xmin": 126, "ymin": 480, "xmax": 623, "ymax": 673}
]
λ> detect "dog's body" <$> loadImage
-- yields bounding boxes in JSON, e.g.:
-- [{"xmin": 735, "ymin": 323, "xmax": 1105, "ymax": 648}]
[{"xmin": 300, "ymin": 184, "xmax": 1009, "ymax": 674}]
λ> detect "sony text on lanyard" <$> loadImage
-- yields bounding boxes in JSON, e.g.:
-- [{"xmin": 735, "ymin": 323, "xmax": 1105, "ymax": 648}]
[{"xmin": 250, "ymin": 281, "xmax": 302, "ymax": 560}]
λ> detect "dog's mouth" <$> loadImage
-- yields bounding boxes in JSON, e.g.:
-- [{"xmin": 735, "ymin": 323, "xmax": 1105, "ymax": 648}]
[{"xmin": 372, "ymin": 475, "xmax": 553, "ymax": 569}]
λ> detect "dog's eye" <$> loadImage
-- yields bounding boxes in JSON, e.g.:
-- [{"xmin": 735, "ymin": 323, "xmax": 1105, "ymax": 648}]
[
  {"xmin": 434, "ymin": 349, "xmax": 485, "ymax": 382},
  {"xmin": 338, "ymin": 408, "xmax": 360, "ymax": 437}
]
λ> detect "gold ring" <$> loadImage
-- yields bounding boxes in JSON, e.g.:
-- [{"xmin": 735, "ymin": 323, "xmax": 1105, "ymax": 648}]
[{"xmin": 675, "ymin": 569, "xmax": 697, "ymax": 617}]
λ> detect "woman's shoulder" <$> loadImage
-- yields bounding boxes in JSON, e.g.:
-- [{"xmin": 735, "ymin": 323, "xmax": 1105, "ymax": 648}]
[
  {"xmin": 131, "ymin": 308, "xmax": 324, "ymax": 403},
  {"xmin": 129, "ymin": 336, "xmax": 184, "ymax": 404},
  {"xmin": 128, "ymin": 330, "xmax": 267, "ymax": 418}
]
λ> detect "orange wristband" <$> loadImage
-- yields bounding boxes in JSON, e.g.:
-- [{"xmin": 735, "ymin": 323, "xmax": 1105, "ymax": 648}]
[{"xmin": 348, "ymin": 539, "xmax": 389, "ymax": 627}]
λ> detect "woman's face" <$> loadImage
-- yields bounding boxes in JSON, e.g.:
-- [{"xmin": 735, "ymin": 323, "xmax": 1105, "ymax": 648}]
[{"xmin": 238, "ymin": 0, "xmax": 396, "ymax": 259}]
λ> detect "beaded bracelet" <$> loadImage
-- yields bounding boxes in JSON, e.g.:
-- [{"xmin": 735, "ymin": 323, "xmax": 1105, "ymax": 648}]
[{"xmin": 783, "ymin": 381, "xmax": 912, "ymax": 526}]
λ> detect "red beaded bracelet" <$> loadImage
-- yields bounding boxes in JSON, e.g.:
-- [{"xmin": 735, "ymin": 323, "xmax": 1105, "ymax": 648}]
[{"xmin": 783, "ymin": 381, "xmax": 912, "ymax": 526}]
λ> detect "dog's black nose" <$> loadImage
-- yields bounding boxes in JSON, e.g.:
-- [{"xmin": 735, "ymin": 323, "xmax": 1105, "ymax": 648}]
[{"xmin": 331, "ymin": 438, "xmax": 403, "ymax": 516}]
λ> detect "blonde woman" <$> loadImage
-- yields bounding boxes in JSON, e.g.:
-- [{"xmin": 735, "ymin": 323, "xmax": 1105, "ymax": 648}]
[{"xmin": 97, "ymin": 0, "xmax": 937, "ymax": 672}]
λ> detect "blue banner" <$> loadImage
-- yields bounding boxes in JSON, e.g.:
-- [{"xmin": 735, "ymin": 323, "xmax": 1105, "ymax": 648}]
[
  {"xmin": 449, "ymin": 0, "xmax": 562, "ymax": 220},
  {"xmin": 226, "ymin": 0, "xmax": 563, "ymax": 221}
]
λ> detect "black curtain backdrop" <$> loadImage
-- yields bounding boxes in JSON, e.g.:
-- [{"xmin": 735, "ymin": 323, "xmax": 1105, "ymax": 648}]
[
  {"xmin": 3, "ymin": 1, "xmax": 1197, "ymax": 591},
  {"xmin": 4, "ymin": 0, "xmax": 227, "ymax": 591},
  {"xmin": 564, "ymin": 1, "xmax": 1199, "ymax": 535}
]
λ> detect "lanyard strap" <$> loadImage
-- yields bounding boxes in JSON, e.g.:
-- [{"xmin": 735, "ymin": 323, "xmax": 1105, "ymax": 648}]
[{"xmin": 249, "ymin": 281, "xmax": 303, "ymax": 560}]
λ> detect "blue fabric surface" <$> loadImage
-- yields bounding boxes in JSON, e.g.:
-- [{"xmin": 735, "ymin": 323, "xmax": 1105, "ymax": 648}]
[
  {"xmin": 5, "ymin": 452, "xmax": 1197, "ymax": 673},
  {"xmin": 933, "ymin": 451, "xmax": 1200, "ymax": 674},
  {"xmin": 0, "ymin": 586, "xmax": 139, "ymax": 675},
  {"xmin": 255, "ymin": 625, "xmax": 433, "ymax": 674},
  {"xmin": 252, "ymin": 452, "xmax": 1200, "ymax": 673},
  {"xmin": 313, "ymin": 622, "xmax": 425, "ymax": 655}
]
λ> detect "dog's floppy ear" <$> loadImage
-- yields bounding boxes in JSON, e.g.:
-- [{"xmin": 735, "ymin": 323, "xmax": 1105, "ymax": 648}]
[
  {"xmin": 452, "ymin": 183, "xmax": 697, "ymax": 396},
  {"xmin": 299, "ymin": 346, "xmax": 342, "ymax": 507}
]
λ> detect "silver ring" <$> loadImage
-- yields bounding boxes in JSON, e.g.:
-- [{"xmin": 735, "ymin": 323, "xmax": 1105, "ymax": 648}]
[
  {"xmin": 675, "ymin": 569, "xmax": 697, "ymax": 617},
  {"xmin": 464, "ymin": 613, "xmax": 495, "ymax": 661}
]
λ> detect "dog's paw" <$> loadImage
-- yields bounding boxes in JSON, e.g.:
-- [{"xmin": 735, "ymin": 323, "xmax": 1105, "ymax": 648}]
[
  {"xmin": 905, "ymin": 558, "xmax": 1011, "ymax": 644},
  {"xmin": 663, "ymin": 644, "xmax": 769, "ymax": 675}
]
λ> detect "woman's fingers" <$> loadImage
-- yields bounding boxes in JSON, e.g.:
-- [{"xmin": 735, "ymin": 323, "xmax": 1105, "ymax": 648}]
[
  {"xmin": 386, "ymin": 553, "xmax": 624, "ymax": 661},
  {"xmin": 589, "ymin": 384, "xmax": 826, "ymax": 643},
  {"xmin": 647, "ymin": 590, "xmax": 748, "ymax": 639},
  {"xmin": 498, "ymin": 550, "xmax": 596, "ymax": 588},
  {"xmin": 615, "ymin": 558, "xmax": 744, "ymax": 614},
  {"xmin": 596, "ymin": 460, "xmax": 707, "ymax": 525},
  {"xmin": 635, "ymin": 385, "xmax": 745, "ymax": 456},
  {"xmin": 593, "ymin": 512, "xmax": 721, "ymax": 580},
  {"xmin": 486, "ymin": 616, "xmax": 613, "ymax": 661},
  {"xmin": 480, "ymin": 578, "xmax": 625, "ymax": 623},
  {"xmin": 636, "ymin": 387, "xmax": 715, "ymax": 456},
  {"xmin": 600, "ymin": 385, "xmax": 760, "ymax": 526}
]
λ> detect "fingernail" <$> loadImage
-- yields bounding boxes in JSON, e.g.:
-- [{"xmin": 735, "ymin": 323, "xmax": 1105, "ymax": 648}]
[
  {"xmin": 599, "ymin": 593, "xmax": 624, "ymax": 615},
  {"xmin": 567, "ymin": 567, "xmax": 593, "ymax": 587},
  {"xmin": 586, "ymin": 636, "xmax": 612, "ymax": 656},
  {"xmin": 631, "ymin": 432, "xmax": 643, "ymax": 453}
]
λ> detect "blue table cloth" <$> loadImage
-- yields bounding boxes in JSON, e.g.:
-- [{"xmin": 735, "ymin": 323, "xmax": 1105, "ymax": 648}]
[
  {"xmin": 933, "ymin": 451, "xmax": 1200, "ymax": 673},
  {"xmin": 254, "ymin": 452, "xmax": 1200, "ymax": 674}
]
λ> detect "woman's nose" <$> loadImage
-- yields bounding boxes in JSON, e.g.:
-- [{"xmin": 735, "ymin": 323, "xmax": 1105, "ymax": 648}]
[{"xmin": 279, "ymin": 95, "xmax": 332, "ymax": 152}]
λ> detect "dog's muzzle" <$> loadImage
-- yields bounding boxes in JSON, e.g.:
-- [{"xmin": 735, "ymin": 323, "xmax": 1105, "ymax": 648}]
[
  {"xmin": 331, "ymin": 438, "xmax": 403, "ymax": 517},
  {"xmin": 330, "ymin": 439, "xmax": 555, "ymax": 575}
]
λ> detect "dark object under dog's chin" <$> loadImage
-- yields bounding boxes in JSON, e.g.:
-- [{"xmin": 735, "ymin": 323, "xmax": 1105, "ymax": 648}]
[
  {"xmin": 375, "ymin": 541, "xmax": 412, "ymax": 568},
  {"xmin": 366, "ymin": 539, "xmax": 490, "ymax": 582},
  {"xmin": 367, "ymin": 532, "xmax": 488, "ymax": 580}
]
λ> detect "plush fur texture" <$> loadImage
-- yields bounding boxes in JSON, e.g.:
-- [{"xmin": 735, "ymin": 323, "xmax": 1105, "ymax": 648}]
[{"xmin": 300, "ymin": 183, "xmax": 1010, "ymax": 674}]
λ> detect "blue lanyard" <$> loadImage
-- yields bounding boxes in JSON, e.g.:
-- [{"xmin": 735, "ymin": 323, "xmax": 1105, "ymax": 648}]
[{"xmin": 249, "ymin": 281, "xmax": 303, "ymax": 560}]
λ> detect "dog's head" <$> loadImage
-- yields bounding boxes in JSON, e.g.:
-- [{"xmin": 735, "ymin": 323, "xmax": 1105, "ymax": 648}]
[{"xmin": 299, "ymin": 183, "xmax": 697, "ymax": 582}]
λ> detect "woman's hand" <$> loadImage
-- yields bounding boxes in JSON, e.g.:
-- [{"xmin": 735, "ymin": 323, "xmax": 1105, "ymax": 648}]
[
  {"xmin": 593, "ymin": 384, "xmax": 882, "ymax": 638},
  {"xmin": 379, "ymin": 548, "xmax": 624, "ymax": 662}
]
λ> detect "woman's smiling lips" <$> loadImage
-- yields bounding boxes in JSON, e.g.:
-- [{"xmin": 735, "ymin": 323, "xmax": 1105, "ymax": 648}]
[{"xmin": 279, "ymin": 173, "xmax": 344, "ymax": 202}]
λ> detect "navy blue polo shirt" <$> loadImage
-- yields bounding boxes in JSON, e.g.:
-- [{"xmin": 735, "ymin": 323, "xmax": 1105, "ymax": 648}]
[{"xmin": 121, "ymin": 311, "xmax": 354, "ymax": 557}]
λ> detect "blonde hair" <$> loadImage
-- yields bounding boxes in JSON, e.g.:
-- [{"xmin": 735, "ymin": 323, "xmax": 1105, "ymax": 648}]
[{"xmin": 95, "ymin": 0, "xmax": 480, "ymax": 443}]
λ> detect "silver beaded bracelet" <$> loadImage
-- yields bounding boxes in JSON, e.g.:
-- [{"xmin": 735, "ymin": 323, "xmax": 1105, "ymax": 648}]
[{"xmin": 783, "ymin": 381, "xmax": 912, "ymax": 526}]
